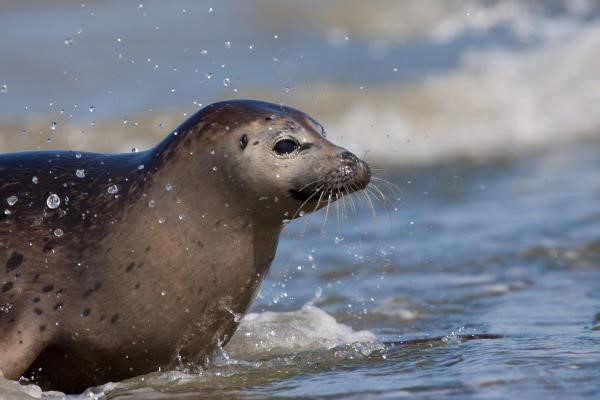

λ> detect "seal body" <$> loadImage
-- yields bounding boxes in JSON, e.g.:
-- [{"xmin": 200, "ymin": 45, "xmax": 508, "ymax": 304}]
[{"xmin": 0, "ymin": 100, "xmax": 370, "ymax": 393}]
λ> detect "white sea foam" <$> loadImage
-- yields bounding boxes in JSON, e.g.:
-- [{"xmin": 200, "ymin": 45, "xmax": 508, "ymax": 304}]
[
  {"xmin": 327, "ymin": 19, "xmax": 600, "ymax": 166},
  {"xmin": 225, "ymin": 304, "xmax": 381, "ymax": 358}
]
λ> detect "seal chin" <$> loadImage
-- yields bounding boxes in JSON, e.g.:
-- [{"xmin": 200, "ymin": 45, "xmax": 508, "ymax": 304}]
[{"xmin": 290, "ymin": 151, "xmax": 371, "ymax": 203}]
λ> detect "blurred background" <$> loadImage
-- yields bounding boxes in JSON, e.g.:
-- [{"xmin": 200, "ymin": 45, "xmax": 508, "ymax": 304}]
[
  {"xmin": 1, "ymin": 1, "xmax": 600, "ymax": 399},
  {"xmin": 1, "ymin": 0, "xmax": 599, "ymax": 165}
]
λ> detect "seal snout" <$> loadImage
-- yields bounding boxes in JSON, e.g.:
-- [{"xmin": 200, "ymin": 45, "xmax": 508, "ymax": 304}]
[{"xmin": 339, "ymin": 151, "xmax": 371, "ymax": 191}]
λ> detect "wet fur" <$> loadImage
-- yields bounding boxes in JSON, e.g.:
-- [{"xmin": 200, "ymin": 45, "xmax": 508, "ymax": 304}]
[{"xmin": 0, "ymin": 100, "xmax": 370, "ymax": 393}]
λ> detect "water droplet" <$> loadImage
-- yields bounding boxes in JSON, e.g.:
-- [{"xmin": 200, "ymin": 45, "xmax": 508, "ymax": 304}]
[
  {"xmin": 248, "ymin": 43, "xmax": 254, "ymax": 50},
  {"xmin": 165, "ymin": 183, "xmax": 173, "ymax": 192},
  {"xmin": 137, "ymin": 164, "xmax": 144, "ymax": 170},
  {"xmin": 117, "ymin": 37, "xmax": 122, "ymax": 43},
  {"xmin": 49, "ymin": 122, "xmax": 57, "ymax": 130},
  {"xmin": 212, "ymin": 166, "xmax": 218, "ymax": 171},
  {"xmin": 64, "ymin": 38, "xmax": 74, "ymax": 45},
  {"xmin": 107, "ymin": 184, "xmax": 118, "ymax": 194},
  {"xmin": 4, "ymin": 209, "xmax": 11, "ymax": 215},
  {"xmin": 224, "ymin": 41, "xmax": 231, "ymax": 49},
  {"xmin": 334, "ymin": 236, "xmax": 343, "ymax": 244},
  {"xmin": 158, "ymin": 217, "xmax": 166, "ymax": 224},
  {"xmin": 285, "ymin": 86, "xmax": 291, "ymax": 93},
  {"xmin": 131, "ymin": 147, "xmax": 138, "ymax": 153},
  {"xmin": 88, "ymin": 105, "xmax": 95, "ymax": 113},
  {"xmin": 148, "ymin": 200, "xmax": 155, "ymax": 208},
  {"xmin": 222, "ymin": 78, "xmax": 230, "ymax": 87},
  {"xmin": 46, "ymin": 194, "xmax": 60, "ymax": 209},
  {"xmin": 6, "ymin": 196, "xmax": 17, "ymax": 206},
  {"xmin": 0, "ymin": 84, "xmax": 7, "ymax": 93},
  {"xmin": 54, "ymin": 228, "xmax": 64, "ymax": 237},
  {"xmin": 178, "ymin": 214, "xmax": 185, "ymax": 221},
  {"xmin": 32, "ymin": 176, "xmax": 39, "ymax": 184},
  {"xmin": 205, "ymin": 72, "xmax": 213, "ymax": 79},
  {"xmin": 0, "ymin": 303, "xmax": 14, "ymax": 313},
  {"xmin": 160, "ymin": 290, "xmax": 166, "ymax": 296},
  {"xmin": 75, "ymin": 152, "xmax": 82, "ymax": 159},
  {"xmin": 75, "ymin": 169, "xmax": 85, "ymax": 178},
  {"xmin": 208, "ymin": 7, "xmax": 213, "ymax": 13},
  {"xmin": 200, "ymin": 49, "xmax": 208, "ymax": 55},
  {"xmin": 298, "ymin": 211, "xmax": 305, "ymax": 217}
]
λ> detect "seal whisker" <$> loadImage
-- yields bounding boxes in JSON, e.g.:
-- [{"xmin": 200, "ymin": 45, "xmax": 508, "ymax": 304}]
[
  {"xmin": 361, "ymin": 186, "xmax": 378, "ymax": 224},
  {"xmin": 335, "ymin": 190, "xmax": 342, "ymax": 232},
  {"xmin": 299, "ymin": 188, "xmax": 328, "ymax": 236},
  {"xmin": 368, "ymin": 182, "xmax": 393, "ymax": 210},
  {"xmin": 321, "ymin": 190, "xmax": 333, "ymax": 233},
  {"xmin": 336, "ymin": 187, "xmax": 344, "ymax": 222},
  {"xmin": 366, "ymin": 184, "xmax": 394, "ymax": 230},
  {"xmin": 344, "ymin": 184, "xmax": 359, "ymax": 222},
  {"xmin": 371, "ymin": 176, "xmax": 402, "ymax": 199},
  {"xmin": 290, "ymin": 183, "xmax": 326, "ymax": 221},
  {"xmin": 296, "ymin": 177, "xmax": 327, "ymax": 193}
]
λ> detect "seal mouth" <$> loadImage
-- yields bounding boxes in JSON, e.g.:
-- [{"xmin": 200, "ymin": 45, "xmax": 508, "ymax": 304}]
[{"xmin": 290, "ymin": 151, "xmax": 371, "ymax": 203}]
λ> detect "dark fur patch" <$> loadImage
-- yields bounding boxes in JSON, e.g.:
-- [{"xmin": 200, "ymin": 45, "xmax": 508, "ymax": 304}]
[
  {"xmin": 33, "ymin": 308, "xmax": 43, "ymax": 315},
  {"xmin": 1, "ymin": 282, "xmax": 13, "ymax": 292},
  {"xmin": 111, "ymin": 313, "xmax": 119, "ymax": 323},
  {"xmin": 42, "ymin": 284, "xmax": 54, "ymax": 293},
  {"xmin": 83, "ymin": 281, "xmax": 102, "ymax": 298},
  {"xmin": 6, "ymin": 252, "xmax": 23, "ymax": 272},
  {"xmin": 126, "ymin": 262, "xmax": 135, "ymax": 272},
  {"xmin": 82, "ymin": 308, "xmax": 91, "ymax": 317}
]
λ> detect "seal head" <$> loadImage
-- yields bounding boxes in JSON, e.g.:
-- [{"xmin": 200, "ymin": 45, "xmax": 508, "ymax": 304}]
[{"xmin": 165, "ymin": 100, "xmax": 371, "ymax": 221}]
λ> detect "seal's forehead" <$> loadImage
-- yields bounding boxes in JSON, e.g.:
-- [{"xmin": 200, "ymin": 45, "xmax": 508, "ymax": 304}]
[{"xmin": 202, "ymin": 99, "xmax": 326, "ymax": 137}]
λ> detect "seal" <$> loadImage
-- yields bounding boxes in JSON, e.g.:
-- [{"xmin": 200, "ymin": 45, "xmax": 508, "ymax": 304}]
[{"xmin": 0, "ymin": 100, "xmax": 370, "ymax": 393}]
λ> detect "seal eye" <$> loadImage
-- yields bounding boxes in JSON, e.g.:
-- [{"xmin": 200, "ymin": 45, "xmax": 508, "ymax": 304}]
[
  {"xmin": 240, "ymin": 134, "xmax": 249, "ymax": 150},
  {"xmin": 273, "ymin": 139, "xmax": 298, "ymax": 155}
]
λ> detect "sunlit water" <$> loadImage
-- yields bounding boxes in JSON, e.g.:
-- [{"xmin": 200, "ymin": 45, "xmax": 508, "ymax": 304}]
[{"xmin": 1, "ymin": 1, "xmax": 600, "ymax": 399}]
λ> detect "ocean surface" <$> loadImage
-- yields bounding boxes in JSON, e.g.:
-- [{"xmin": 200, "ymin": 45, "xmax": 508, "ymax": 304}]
[{"xmin": 0, "ymin": 1, "xmax": 599, "ymax": 399}]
